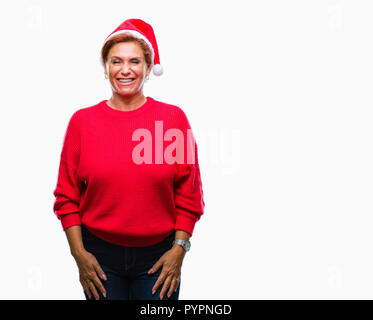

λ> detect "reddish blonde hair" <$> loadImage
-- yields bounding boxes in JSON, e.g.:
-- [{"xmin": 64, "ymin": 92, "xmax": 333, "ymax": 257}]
[{"xmin": 101, "ymin": 33, "xmax": 152, "ymax": 69}]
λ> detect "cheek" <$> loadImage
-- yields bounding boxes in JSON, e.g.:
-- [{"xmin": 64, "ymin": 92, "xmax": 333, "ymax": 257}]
[
  {"xmin": 108, "ymin": 69, "xmax": 119, "ymax": 79},
  {"xmin": 134, "ymin": 64, "xmax": 145, "ymax": 74}
]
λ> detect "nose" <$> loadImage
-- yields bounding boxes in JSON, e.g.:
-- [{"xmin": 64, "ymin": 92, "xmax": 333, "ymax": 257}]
[{"xmin": 120, "ymin": 62, "xmax": 132, "ymax": 74}]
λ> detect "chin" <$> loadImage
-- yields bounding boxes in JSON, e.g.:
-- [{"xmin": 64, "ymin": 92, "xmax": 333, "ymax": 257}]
[{"xmin": 117, "ymin": 89, "xmax": 140, "ymax": 97}]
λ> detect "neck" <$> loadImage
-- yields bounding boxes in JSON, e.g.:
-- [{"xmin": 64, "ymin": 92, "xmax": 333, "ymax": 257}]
[{"xmin": 108, "ymin": 92, "xmax": 147, "ymax": 111}]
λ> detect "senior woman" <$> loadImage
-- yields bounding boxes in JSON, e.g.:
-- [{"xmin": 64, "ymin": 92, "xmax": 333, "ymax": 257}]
[{"xmin": 52, "ymin": 19, "xmax": 205, "ymax": 300}]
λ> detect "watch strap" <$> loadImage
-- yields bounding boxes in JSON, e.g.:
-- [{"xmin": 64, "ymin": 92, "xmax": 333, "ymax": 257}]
[{"xmin": 173, "ymin": 239, "xmax": 191, "ymax": 252}]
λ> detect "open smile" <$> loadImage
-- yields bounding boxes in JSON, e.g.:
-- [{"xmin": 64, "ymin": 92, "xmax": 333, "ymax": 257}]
[{"xmin": 116, "ymin": 78, "xmax": 136, "ymax": 86}]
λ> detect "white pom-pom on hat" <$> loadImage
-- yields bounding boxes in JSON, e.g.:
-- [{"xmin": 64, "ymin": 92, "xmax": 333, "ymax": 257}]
[{"xmin": 152, "ymin": 64, "xmax": 163, "ymax": 76}]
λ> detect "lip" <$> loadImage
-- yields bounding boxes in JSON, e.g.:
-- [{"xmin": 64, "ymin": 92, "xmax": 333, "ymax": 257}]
[{"xmin": 116, "ymin": 78, "xmax": 136, "ymax": 86}]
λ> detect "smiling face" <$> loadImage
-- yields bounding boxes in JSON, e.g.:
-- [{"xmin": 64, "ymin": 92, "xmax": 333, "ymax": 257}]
[{"xmin": 104, "ymin": 41, "xmax": 151, "ymax": 98}]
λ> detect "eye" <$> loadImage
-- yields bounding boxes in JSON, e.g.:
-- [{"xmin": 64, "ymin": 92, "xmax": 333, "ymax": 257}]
[
  {"xmin": 113, "ymin": 61, "xmax": 120, "ymax": 64},
  {"xmin": 131, "ymin": 60, "xmax": 139, "ymax": 64}
]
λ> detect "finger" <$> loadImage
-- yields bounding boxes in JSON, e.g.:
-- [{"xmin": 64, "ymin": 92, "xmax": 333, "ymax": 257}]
[
  {"xmin": 174, "ymin": 274, "xmax": 181, "ymax": 292},
  {"xmin": 168, "ymin": 278, "xmax": 178, "ymax": 298},
  {"xmin": 84, "ymin": 280, "xmax": 94, "ymax": 300},
  {"xmin": 87, "ymin": 279, "xmax": 100, "ymax": 300},
  {"xmin": 81, "ymin": 281, "xmax": 92, "ymax": 300},
  {"xmin": 152, "ymin": 271, "xmax": 166, "ymax": 295},
  {"xmin": 91, "ymin": 274, "xmax": 106, "ymax": 299},
  {"xmin": 175, "ymin": 280, "xmax": 180, "ymax": 293},
  {"xmin": 160, "ymin": 276, "xmax": 172, "ymax": 300},
  {"xmin": 148, "ymin": 259, "xmax": 162, "ymax": 274},
  {"xmin": 93, "ymin": 262, "xmax": 107, "ymax": 281}
]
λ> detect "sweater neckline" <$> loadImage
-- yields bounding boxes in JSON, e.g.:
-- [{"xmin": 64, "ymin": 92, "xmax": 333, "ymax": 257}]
[{"xmin": 99, "ymin": 96, "xmax": 153, "ymax": 118}]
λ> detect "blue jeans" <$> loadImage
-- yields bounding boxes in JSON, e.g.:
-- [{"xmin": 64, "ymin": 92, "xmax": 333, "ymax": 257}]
[{"xmin": 81, "ymin": 224, "xmax": 180, "ymax": 300}]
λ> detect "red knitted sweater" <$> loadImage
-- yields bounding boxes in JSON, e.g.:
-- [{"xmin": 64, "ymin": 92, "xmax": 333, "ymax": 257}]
[{"xmin": 53, "ymin": 96, "xmax": 205, "ymax": 246}]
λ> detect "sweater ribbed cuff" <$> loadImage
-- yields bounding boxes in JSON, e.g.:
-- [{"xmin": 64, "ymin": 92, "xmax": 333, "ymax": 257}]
[
  {"xmin": 60, "ymin": 212, "xmax": 81, "ymax": 230},
  {"xmin": 175, "ymin": 211, "xmax": 197, "ymax": 236}
]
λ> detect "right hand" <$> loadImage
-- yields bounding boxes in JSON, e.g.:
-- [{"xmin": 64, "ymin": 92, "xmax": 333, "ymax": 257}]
[{"xmin": 73, "ymin": 249, "xmax": 107, "ymax": 300}]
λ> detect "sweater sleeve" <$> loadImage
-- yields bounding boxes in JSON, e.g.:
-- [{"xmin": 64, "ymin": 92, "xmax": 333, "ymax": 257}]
[
  {"xmin": 52, "ymin": 111, "xmax": 82, "ymax": 230},
  {"xmin": 174, "ymin": 109, "xmax": 205, "ymax": 236}
]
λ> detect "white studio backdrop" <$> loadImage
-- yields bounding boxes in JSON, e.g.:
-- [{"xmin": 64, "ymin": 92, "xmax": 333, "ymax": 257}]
[{"xmin": 0, "ymin": 0, "xmax": 372, "ymax": 299}]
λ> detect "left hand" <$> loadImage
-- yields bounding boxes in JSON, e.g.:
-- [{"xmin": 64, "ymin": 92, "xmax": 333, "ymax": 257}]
[{"xmin": 148, "ymin": 245, "xmax": 186, "ymax": 299}]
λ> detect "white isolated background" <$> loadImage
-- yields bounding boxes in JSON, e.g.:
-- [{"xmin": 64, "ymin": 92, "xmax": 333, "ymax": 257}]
[{"xmin": 0, "ymin": 0, "xmax": 372, "ymax": 299}]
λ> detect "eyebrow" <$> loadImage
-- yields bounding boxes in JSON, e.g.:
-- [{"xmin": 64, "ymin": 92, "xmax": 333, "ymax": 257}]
[{"xmin": 110, "ymin": 56, "xmax": 142, "ymax": 60}]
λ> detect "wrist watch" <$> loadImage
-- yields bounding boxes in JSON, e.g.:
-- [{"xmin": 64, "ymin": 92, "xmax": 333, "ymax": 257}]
[{"xmin": 173, "ymin": 239, "xmax": 191, "ymax": 252}]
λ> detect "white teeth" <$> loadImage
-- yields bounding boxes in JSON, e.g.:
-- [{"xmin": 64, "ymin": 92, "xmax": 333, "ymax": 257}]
[{"xmin": 118, "ymin": 79, "xmax": 135, "ymax": 83}]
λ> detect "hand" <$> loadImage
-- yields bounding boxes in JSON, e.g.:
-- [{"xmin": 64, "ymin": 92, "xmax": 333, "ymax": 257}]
[
  {"xmin": 148, "ymin": 245, "xmax": 185, "ymax": 300},
  {"xmin": 73, "ymin": 249, "xmax": 107, "ymax": 300}
]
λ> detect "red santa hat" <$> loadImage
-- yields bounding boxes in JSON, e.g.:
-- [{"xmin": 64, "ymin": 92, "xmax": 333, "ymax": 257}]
[{"xmin": 100, "ymin": 18, "xmax": 163, "ymax": 76}]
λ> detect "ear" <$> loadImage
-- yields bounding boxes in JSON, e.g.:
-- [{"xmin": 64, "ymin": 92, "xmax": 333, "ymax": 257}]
[
  {"xmin": 146, "ymin": 66, "xmax": 152, "ymax": 78},
  {"xmin": 104, "ymin": 60, "xmax": 110, "ymax": 74}
]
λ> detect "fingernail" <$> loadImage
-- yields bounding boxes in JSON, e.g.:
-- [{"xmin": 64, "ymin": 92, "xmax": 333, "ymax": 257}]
[
  {"xmin": 167, "ymin": 293, "xmax": 171, "ymax": 298},
  {"xmin": 148, "ymin": 269, "xmax": 153, "ymax": 274},
  {"xmin": 160, "ymin": 295, "xmax": 163, "ymax": 300},
  {"xmin": 102, "ymin": 274, "xmax": 107, "ymax": 280},
  {"xmin": 152, "ymin": 289, "xmax": 155, "ymax": 295}
]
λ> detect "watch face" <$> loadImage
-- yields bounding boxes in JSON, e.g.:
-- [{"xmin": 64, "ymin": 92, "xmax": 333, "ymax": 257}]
[
  {"xmin": 174, "ymin": 239, "xmax": 191, "ymax": 251},
  {"xmin": 172, "ymin": 239, "xmax": 191, "ymax": 251}
]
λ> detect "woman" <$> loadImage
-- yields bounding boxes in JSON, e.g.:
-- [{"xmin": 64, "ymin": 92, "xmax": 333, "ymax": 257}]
[{"xmin": 52, "ymin": 18, "xmax": 205, "ymax": 300}]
